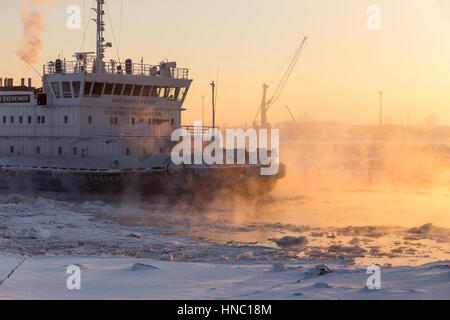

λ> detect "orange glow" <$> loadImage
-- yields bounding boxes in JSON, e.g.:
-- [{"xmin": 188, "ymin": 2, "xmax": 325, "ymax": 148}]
[{"xmin": 1, "ymin": 0, "xmax": 450, "ymax": 126}]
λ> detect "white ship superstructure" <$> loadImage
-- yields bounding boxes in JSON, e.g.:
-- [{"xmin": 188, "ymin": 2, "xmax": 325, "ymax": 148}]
[
  {"xmin": 0, "ymin": 0, "xmax": 284, "ymax": 193},
  {"xmin": 1, "ymin": 1, "xmax": 189, "ymax": 171}
]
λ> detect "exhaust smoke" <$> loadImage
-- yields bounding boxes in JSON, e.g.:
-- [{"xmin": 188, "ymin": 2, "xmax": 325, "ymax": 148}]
[{"xmin": 17, "ymin": 0, "xmax": 55, "ymax": 64}]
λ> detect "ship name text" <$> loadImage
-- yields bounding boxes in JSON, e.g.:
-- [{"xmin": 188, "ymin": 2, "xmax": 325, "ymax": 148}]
[{"xmin": 0, "ymin": 95, "xmax": 31, "ymax": 104}]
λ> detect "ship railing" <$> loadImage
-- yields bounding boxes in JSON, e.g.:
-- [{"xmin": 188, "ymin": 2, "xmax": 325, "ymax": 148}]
[
  {"xmin": 181, "ymin": 125, "xmax": 219, "ymax": 136},
  {"xmin": 43, "ymin": 61, "xmax": 190, "ymax": 80},
  {"xmin": 170, "ymin": 68, "xmax": 189, "ymax": 80}
]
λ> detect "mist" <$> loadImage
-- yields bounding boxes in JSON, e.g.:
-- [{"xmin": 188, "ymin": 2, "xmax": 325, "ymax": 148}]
[
  {"xmin": 153, "ymin": 122, "xmax": 450, "ymax": 231},
  {"xmin": 265, "ymin": 122, "xmax": 450, "ymax": 227}
]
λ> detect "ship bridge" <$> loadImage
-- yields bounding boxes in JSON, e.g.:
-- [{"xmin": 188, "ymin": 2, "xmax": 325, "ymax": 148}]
[
  {"xmin": 40, "ymin": 55, "xmax": 191, "ymax": 107},
  {"xmin": 43, "ymin": 57, "xmax": 189, "ymax": 80}
]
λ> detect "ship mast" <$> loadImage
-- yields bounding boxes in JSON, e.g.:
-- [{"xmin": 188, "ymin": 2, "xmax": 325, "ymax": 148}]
[{"xmin": 93, "ymin": 0, "xmax": 111, "ymax": 73}]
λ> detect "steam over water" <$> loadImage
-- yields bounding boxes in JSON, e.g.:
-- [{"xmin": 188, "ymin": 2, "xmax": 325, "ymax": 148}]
[{"xmin": 1, "ymin": 125, "xmax": 450, "ymax": 266}]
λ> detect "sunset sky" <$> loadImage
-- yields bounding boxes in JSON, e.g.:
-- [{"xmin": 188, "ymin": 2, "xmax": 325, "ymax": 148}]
[{"xmin": 1, "ymin": 0, "xmax": 450, "ymax": 126}]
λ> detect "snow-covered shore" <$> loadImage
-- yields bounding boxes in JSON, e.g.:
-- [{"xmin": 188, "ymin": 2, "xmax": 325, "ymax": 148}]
[
  {"xmin": 1, "ymin": 193, "xmax": 449, "ymax": 299},
  {"xmin": 0, "ymin": 254, "xmax": 449, "ymax": 300}
]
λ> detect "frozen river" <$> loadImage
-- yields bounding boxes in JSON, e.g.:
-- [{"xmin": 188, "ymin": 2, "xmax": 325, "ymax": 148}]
[{"xmin": 1, "ymin": 137, "xmax": 450, "ymax": 267}]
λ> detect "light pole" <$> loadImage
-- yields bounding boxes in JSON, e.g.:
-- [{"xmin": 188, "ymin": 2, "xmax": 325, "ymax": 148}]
[{"xmin": 211, "ymin": 81, "xmax": 216, "ymax": 129}]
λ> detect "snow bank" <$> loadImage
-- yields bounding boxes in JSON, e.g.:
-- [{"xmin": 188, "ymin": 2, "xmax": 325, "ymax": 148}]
[{"xmin": 0, "ymin": 255, "xmax": 449, "ymax": 300}]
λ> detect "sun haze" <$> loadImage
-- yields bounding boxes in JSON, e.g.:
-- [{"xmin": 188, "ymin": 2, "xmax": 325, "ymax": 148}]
[{"xmin": 1, "ymin": 0, "xmax": 450, "ymax": 126}]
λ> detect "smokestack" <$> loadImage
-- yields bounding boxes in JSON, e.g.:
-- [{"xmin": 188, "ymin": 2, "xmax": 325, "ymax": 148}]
[
  {"xmin": 28, "ymin": 78, "xmax": 32, "ymax": 87},
  {"xmin": 21, "ymin": 78, "xmax": 25, "ymax": 86}
]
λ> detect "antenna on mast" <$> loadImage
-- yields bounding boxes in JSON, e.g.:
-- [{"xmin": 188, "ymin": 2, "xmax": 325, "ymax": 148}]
[
  {"xmin": 210, "ymin": 81, "xmax": 216, "ymax": 129},
  {"xmin": 93, "ymin": 0, "xmax": 112, "ymax": 73}
]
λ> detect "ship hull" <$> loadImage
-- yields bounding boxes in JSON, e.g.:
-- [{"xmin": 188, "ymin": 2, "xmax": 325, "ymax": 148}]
[{"xmin": 0, "ymin": 164, "xmax": 285, "ymax": 196}]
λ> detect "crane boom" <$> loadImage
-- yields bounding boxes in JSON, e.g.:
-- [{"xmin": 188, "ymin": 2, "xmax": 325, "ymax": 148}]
[
  {"xmin": 254, "ymin": 36, "xmax": 308, "ymax": 128},
  {"xmin": 267, "ymin": 36, "xmax": 308, "ymax": 111},
  {"xmin": 286, "ymin": 106, "xmax": 296, "ymax": 123}
]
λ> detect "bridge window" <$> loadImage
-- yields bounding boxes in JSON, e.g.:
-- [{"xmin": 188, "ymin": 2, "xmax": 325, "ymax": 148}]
[
  {"xmin": 148, "ymin": 118, "xmax": 152, "ymax": 125},
  {"xmin": 104, "ymin": 83, "xmax": 114, "ymax": 95},
  {"xmin": 42, "ymin": 116, "xmax": 45, "ymax": 124},
  {"xmin": 88, "ymin": 116, "xmax": 92, "ymax": 124},
  {"xmin": 159, "ymin": 87, "xmax": 169, "ymax": 98},
  {"xmin": 113, "ymin": 83, "xmax": 123, "ymax": 95},
  {"xmin": 37, "ymin": 116, "xmax": 41, "ymax": 124},
  {"xmin": 142, "ymin": 85, "xmax": 152, "ymax": 97},
  {"xmin": 2, "ymin": 116, "xmax": 5, "ymax": 124},
  {"xmin": 123, "ymin": 84, "xmax": 133, "ymax": 96},
  {"xmin": 19, "ymin": 116, "xmax": 23, "ymax": 124},
  {"xmin": 133, "ymin": 85, "xmax": 143, "ymax": 96},
  {"xmin": 28, "ymin": 116, "xmax": 31, "ymax": 124},
  {"xmin": 10, "ymin": 116, "xmax": 14, "ymax": 124},
  {"xmin": 131, "ymin": 117, "xmax": 135, "ymax": 125},
  {"xmin": 110, "ymin": 117, "xmax": 114, "ymax": 125},
  {"xmin": 36, "ymin": 146, "xmax": 40, "ymax": 154},
  {"xmin": 168, "ymin": 88, "xmax": 177, "ymax": 101},
  {"xmin": 126, "ymin": 148, "xmax": 130, "ymax": 156},
  {"xmin": 92, "ymin": 82, "xmax": 105, "ymax": 97},
  {"xmin": 73, "ymin": 147, "xmax": 77, "ymax": 155},
  {"xmin": 83, "ymin": 82, "xmax": 93, "ymax": 96},
  {"xmin": 51, "ymin": 82, "xmax": 61, "ymax": 98},
  {"xmin": 72, "ymin": 81, "xmax": 81, "ymax": 98},
  {"xmin": 58, "ymin": 147, "xmax": 62, "ymax": 155},
  {"xmin": 178, "ymin": 87, "xmax": 187, "ymax": 101},
  {"xmin": 62, "ymin": 81, "xmax": 72, "ymax": 98},
  {"xmin": 10, "ymin": 146, "xmax": 14, "ymax": 154},
  {"xmin": 171, "ymin": 118, "xmax": 174, "ymax": 125},
  {"xmin": 151, "ymin": 86, "xmax": 160, "ymax": 97},
  {"xmin": 64, "ymin": 116, "xmax": 68, "ymax": 124}
]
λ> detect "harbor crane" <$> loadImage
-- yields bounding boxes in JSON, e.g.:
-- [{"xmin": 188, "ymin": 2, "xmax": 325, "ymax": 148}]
[
  {"xmin": 286, "ymin": 105, "xmax": 297, "ymax": 123},
  {"xmin": 254, "ymin": 36, "xmax": 308, "ymax": 128}
]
